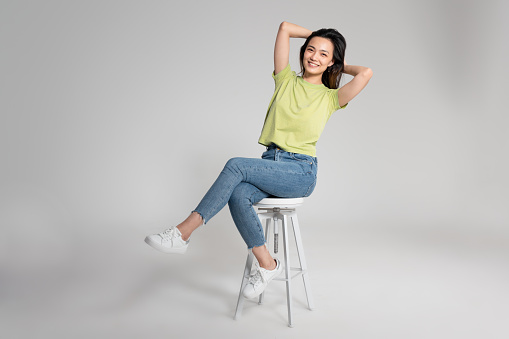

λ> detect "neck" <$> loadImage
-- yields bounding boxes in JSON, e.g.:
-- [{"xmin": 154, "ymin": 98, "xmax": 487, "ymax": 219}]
[{"xmin": 302, "ymin": 72, "xmax": 323, "ymax": 85}]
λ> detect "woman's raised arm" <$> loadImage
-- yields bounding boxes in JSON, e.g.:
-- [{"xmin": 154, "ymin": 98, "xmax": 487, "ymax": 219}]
[
  {"xmin": 274, "ymin": 22, "xmax": 312, "ymax": 75},
  {"xmin": 337, "ymin": 61, "xmax": 373, "ymax": 107}
]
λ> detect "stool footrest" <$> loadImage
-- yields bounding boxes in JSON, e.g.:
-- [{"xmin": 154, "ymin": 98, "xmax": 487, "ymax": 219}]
[
  {"xmin": 243, "ymin": 268, "xmax": 307, "ymax": 282},
  {"xmin": 274, "ymin": 268, "xmax": 307, "ymax": 281}
]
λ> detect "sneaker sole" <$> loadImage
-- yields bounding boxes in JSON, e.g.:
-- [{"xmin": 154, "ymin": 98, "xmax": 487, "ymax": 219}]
[{"xmin": 144, "ymin": 236, "xmax": 188, "ymax": 254}]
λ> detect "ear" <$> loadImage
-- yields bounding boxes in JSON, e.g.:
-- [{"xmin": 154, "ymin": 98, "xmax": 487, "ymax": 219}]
[{"xmin": 328, "ymin": 60, "xmax": 334, "ymax": 67}]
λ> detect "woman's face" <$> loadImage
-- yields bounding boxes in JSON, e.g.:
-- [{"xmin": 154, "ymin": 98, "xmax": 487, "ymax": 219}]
[{"xmin": 302, "ymin": 37, "xmax": 335, "ymax": 77}]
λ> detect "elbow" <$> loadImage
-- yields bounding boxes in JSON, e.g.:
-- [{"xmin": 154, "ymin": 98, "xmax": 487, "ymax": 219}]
[
  {"xmin": 279, "ymin": 21, "xmax": 289, "ymax": 32},
  {"xmin": 363, "ymin": 67, "xmax": 373, "ymax": 79}
]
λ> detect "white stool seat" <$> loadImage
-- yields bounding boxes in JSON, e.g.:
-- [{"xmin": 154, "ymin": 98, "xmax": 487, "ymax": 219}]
[
  {"xmin": 234, "ymin": 197, "xmax": 314, "ymax": 327},
  {"xmin": 255, "ymin": 197, "xmax": 304, "ymax": 208}
]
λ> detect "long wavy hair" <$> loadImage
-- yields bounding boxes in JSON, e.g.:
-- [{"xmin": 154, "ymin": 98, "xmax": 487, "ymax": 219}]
[{"xmin": 299, "ymin": 28, "xmax": 346, "ymax": 89}]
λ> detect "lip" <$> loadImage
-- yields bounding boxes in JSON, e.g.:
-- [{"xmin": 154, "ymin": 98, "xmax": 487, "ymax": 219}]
[{"xmin": 307, "ymin": 61, "xmax": 320, "ymax": 68}]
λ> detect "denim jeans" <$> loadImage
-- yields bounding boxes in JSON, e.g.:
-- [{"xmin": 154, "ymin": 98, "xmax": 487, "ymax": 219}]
[{"xmin": 193, "ymin": 144, "xmax": 318, "ymax": 248}]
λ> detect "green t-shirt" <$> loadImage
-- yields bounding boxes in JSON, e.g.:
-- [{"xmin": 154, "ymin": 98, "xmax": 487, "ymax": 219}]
[{"xmin": 258, "ymin": 64, "xmax": 347, "ymax": 157}]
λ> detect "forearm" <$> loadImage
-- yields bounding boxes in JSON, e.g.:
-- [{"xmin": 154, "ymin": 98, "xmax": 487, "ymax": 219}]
[
  {"xmin": 342, "ymin": 64, "xmax": 371, "ymax": 76},
  {"xmin": 280, "ymin": 21, "xmax": 312, "ymax": 39}
]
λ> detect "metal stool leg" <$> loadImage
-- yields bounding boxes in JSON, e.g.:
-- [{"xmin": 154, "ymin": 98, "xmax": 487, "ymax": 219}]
[
  {"xmin": 234, "ymin": 251, "xmax": 254, "ymax": 320},
  {"xmin": 282, "ymin": 214, "xmax": 293, "ymax": 327},
  {"xmin": 259, "ymin": 217, "xmax": 272, "ymax": 305},
  {"xmin": 290, "ymin": 213, "xmax": 315, "ymax": 310}
]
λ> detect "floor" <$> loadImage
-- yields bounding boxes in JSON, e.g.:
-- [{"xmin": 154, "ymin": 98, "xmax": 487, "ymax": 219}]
[{"xmin": 2, "ymin": 214, "xmax": 508, "ymax": 339}]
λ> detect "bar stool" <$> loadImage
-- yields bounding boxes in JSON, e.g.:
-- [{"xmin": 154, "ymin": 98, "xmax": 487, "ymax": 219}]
[{"xmin": 233, "ymin": 197, "xmax": 314, "ymax": 327}]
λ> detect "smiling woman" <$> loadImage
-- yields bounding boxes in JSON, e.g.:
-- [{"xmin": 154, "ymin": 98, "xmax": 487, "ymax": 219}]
[{"xmin": 144, "ymin": 21, "xmax": 372, "ymax": 304}]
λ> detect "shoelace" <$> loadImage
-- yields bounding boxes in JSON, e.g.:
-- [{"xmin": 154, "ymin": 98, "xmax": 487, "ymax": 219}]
[
  {"xmin": 160, "ymin": 227, "xmax": 180, "ymax": 241},
  {"xmin": 248, "ymin": 265, "xmax": 266, "ymax": 288}
]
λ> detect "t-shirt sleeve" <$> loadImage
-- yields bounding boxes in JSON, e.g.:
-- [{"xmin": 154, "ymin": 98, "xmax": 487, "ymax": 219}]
[
  {"xmin": 272, "ymin": 64, "xmax": 293, "ymax": 85},
  {"xmin": 328, "ymin": 88, "xmax": 348, "ymax": 112}
]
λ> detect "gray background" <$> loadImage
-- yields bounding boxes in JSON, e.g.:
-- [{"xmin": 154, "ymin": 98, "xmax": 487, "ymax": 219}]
[{"xmin": 1, "ymin": 0, "xmax": 508, "ymax": 338}]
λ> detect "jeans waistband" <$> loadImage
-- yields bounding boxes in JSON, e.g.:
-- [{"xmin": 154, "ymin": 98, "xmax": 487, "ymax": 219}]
[{"xmin": 265, "ymin": 143, "xmax": 318, "ymax": 164}]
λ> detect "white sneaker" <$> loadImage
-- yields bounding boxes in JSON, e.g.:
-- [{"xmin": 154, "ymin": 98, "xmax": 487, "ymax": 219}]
[
  {"xmin": 242, "ymin": 258, "xmax": 282, "ymax": 299},
  {"xmin": 144, "ymin": 226, "xmax": 189, "ymax": 254}
]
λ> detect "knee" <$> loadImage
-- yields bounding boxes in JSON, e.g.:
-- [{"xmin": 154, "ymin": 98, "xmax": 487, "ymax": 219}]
[{"xmin": 224, "ymin": 157, "xmax": 243, "ymax": 172}]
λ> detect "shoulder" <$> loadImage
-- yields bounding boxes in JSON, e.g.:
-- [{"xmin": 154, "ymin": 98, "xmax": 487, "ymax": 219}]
[
  {"xmin": 273, "ymin": 64, "xmax": 295, "ymax": 82},
  {"xmin": 327, "ymin": 88, "xmax": 348, "ymax": 111}
]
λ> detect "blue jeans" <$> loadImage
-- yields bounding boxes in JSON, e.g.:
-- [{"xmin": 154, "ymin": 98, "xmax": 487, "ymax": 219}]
[{"xmin": 193, "ymin": 144, "xmax": 318, "ymax": 249}]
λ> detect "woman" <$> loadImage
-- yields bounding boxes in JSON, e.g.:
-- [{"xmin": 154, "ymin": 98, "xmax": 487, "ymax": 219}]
[{"xmin": 145, "ymin": 22, "xmax": 372, "ymax": 299}]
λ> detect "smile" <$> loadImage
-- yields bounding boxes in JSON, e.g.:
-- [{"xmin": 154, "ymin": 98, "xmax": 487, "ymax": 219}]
[{"xmin": 307, "ymin": 61, "xmax": 320, "ymax": 68}]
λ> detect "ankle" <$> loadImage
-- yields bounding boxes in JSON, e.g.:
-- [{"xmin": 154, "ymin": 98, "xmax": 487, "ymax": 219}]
[
  {"xmin": 176, "ymin": 225, "xmax": 190, "ymax": 241},
  {"xmin": 190, "ymin": 211, "xmax": 204, "ymax": 226},
  {"xmin": 176, "ymin": 213, "xmax": 203, "ymax": 241},
  {"xmin": 260, "ymin": 258, "xmax": 277, "ymax": 271}
]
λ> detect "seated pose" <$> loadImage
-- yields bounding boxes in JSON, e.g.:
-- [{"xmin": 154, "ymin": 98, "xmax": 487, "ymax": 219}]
[{"xmin": 145, "ymin": 21, "xmax": 372, "ymax": 299}]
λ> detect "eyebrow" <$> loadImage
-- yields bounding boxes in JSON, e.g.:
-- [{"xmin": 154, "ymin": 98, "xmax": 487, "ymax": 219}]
[{"xmin": 308, "ymin": 45, "xmax": 329, "ymax": 54}]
